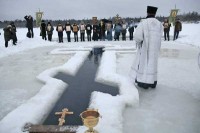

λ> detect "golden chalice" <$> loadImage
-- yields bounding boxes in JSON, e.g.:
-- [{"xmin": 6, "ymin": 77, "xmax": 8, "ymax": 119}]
[{"xmin": 80, "ymin": 109, "xmax": 100, "ymax": 133}]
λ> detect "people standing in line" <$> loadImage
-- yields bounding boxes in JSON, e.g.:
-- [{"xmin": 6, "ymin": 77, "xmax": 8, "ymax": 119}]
[
  {"xmin": 173, "ymin": 18, "xmax": 182, "ymax": 40},
  {"xmin": 64, "ymin": 21, "xmax": 72, "ymax": 42},
  {"xmin": 3, "ymin": 24, "xmax": 12, "ymax": 48},
  {"xmin": 128, "ymin": 20, "xmax": 135, "ymax": 40},
  {"xmin": 163, "ymin": 19, "xmax": 171, "ymax": 41},
  {"xmin": 121, "ymin": 20, "xmax": 128, "ymax": 41},
  {"xmin": 106, "ymin": 20, "xmax": 113, "ymax": 41},
  {"xmin": 92, "ymin": 23, "xmax": 99, "ymax": 41},
  {"xmin": 24, "ymin": 15, "xmax": 34, "ymax": 38},
  {"xmin": 80, "ymin": 22, "xmax": 86, "ymax": 42},
  {"xmin": 99, "ymin": 20, "xmax": 106, "ymax": 41},
  {"xmin": 56, "ymin": 22, "xmax": 64, "ymax": 43},
  {"xmin": 114, "ymin": 23, "xmax": 122, "ymax": 41},
  {"xmin": 46, "ymin": 21, "xmax": 54, "ymax": 41},
  {"xmin": 130, "ymin": 6, "xmax": 163, "ymax": 89},
  {"xmin": 40, "ymin": 20, "xmax": 47, "ymax": 40},
  {"xmin": 72, "ymin": 23, "xmax": 79, "ymax": 42},
  {"xmin": 85, "ymin": 22, "xmax": 92, "ymax": 41},
  {"xmin": 10, "ymin": 22, "xmax": 17, "ymax": 45}
]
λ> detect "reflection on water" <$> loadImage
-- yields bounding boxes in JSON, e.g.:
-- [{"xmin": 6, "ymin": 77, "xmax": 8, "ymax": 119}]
[
  {"xmin": 160, "ymin": 49, "xmax": 179, "ymax": 58},
  {"xmin": 88, "ymin": 47, "xmax": 104, "ymax": 64}
]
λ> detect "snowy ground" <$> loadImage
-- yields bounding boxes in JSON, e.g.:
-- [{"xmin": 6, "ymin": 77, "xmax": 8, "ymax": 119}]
[{"xmin": 0, "ymin": 23, "xmax": 200, "ymax": 133}]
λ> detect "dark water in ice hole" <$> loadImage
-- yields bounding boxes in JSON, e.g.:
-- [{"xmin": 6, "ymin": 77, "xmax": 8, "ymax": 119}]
[{"xmin": 43, "ymin": 47, "xmax": 119, "ymax": 125}]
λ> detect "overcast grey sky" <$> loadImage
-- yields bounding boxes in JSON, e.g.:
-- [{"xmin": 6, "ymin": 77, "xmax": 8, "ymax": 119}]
[{"xmin": 0, "ymin": 0, "xmax": 199, "ymax": 21}]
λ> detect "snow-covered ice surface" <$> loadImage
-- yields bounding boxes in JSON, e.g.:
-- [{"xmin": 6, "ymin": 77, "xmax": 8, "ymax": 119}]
[
  {"xmin": 0, "ymin": 46, "xmax": 72, "ymax": 119},
  {"xmin": 123, "ymin": 42, "xmax": 200, "ymax": 133},
  {"xmin": 0, "ymin": 23, "xmax": 200, "ymax": 133}
]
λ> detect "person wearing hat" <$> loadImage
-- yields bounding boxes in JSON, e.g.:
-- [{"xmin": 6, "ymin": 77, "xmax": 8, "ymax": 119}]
[
  {"xmin": 130, "ymin": 6, "xmax": 163, "ymax": 89},
  {"xmin": 173, "ymin": 18, "xmax": 182, "ymax": 40}
]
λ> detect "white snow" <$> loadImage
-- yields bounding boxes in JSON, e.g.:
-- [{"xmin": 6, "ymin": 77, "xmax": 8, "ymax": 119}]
[{"xmin": 0, "ymin": 23, "xmax": 200, "ymax": 133}]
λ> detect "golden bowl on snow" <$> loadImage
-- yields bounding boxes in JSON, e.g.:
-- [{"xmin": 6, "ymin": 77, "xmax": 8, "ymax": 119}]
[{"xmin": 80, "ymin": 109, "xmax": 100, "ymax": 133}]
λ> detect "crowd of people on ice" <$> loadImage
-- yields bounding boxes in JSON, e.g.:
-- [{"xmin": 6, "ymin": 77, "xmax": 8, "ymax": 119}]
[
  {"xmin": 31, "ymin": 18, "xmax": 136, "ymax": 43},
  {"xmin": 2, "ymin": 13, "xmax": 182, "ymax": 48}
]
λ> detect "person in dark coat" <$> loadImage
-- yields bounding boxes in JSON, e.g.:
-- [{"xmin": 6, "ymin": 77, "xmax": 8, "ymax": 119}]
[
  {"xmin": 46, "ymin": 22, "xmax": 54, "ymax": 41},
  {"xmin": 64, "ymin": 21, "xmax": 72, "ymax": 42},
  {"xmin": 24, "ymin": 15, "xmax": 34, "ymax": 38},
  {"xmin": 173, "ymin": 18, "xmax": 182, "ymax": 40},
  {"xmin": 56, "ymin": 23, "xmax": 64, "ymax": 43},
  {"xmin": 99, "ymin": 20, "xmax": 106, "ymax": 41},
  {"xmin": 40, "ymin": 20, "xmax": 47, "ymax": 40},
  {"xmin": 128, "ymin": 20, "xmax": 135, "ymax": 40},
  {"xmin": 72, "ymin": 23, "xmax": 79, "ymax": 42},
  {"xmin": 92, "ymin": 23, "xmax": 99, "ymax": 41},
  {"xmin": 85, "ymin": 22, "xmax": 92, "ymax": 41},
  {"xmin": 10, "ymin": 22, "xmax": 17, "ymax": 45},
  {"xmin": 3, "ymin": 25, "xmax": 12, "ymax": 48},
  {"xmin": 163, "ymin": 19, "xmax": 171, "ymax": 41},
  {"xmin": 80, "ymin": 22, "xmax": 86, "ymax": 42}
]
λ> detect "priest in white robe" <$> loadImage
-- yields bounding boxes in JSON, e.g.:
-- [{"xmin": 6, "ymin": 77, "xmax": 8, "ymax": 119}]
[{"xmin": 130, "ymin": 6, "xmax": 163, "ymax": 89}]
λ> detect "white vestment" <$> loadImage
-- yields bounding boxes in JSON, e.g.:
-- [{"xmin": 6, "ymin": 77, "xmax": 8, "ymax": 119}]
[{"xmin": 130, "ymin": 18, "xmax": 163, "ymax": 84}]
